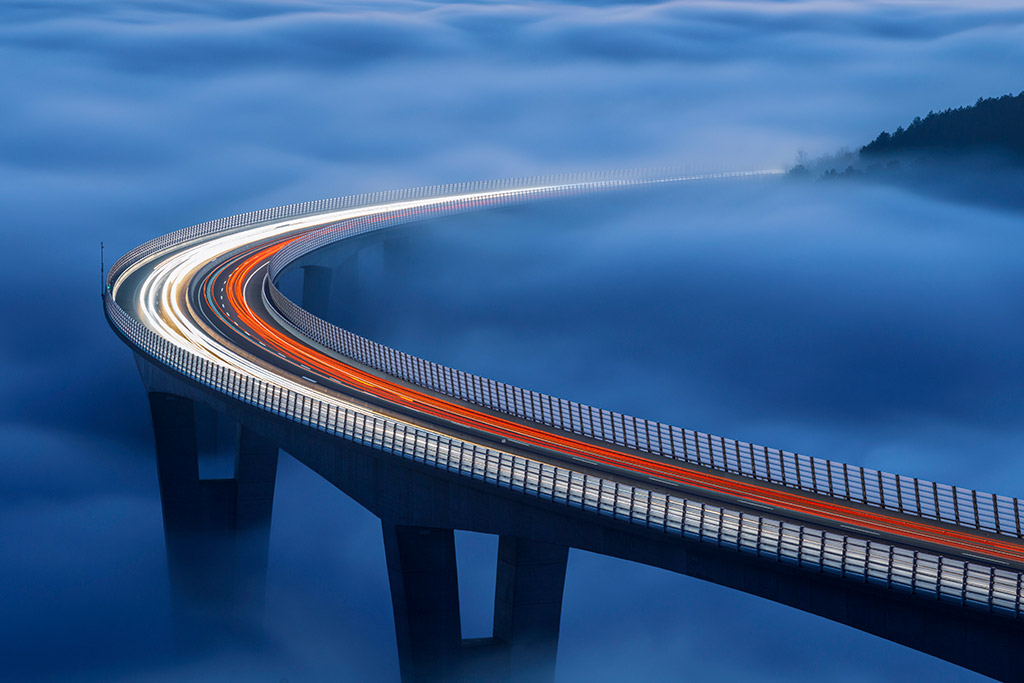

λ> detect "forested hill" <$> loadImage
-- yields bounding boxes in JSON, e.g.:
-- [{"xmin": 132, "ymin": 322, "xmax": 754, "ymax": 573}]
[{"xmin": 861, "ymin": 92, "xmax": 1024, "ymax": 159}]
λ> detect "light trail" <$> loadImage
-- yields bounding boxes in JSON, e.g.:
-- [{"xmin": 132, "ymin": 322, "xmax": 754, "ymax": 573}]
[
  {"xmin": 117, "ymin": 171, "xmax": 1024, "ymax": 575},
  {"xmin": 128, "ymin": 186, "xmax": 573, "ymax": 416},
  {"xmin": 208, "ymin": 240, "xmax": 1024, "ymax": 567}
]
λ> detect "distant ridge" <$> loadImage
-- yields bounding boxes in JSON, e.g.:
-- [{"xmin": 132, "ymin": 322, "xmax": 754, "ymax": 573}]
[{"xmin": 861, "ymin": 91, "xmax": 1024, "ymax": 159}]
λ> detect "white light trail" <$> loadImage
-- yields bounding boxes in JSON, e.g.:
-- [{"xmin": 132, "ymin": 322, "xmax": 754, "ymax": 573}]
[{"xmin": 121, "ymin": 171, "xmax": 784, "ymax": 443}]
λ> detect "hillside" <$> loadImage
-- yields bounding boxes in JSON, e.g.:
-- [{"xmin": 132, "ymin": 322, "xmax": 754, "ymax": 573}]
[{"xmin": 861, "ymin": 92, "xmax": 1024, "ymax": 160}]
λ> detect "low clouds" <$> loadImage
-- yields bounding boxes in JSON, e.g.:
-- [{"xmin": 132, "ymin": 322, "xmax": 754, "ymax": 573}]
[
  {"xmin": 3, "ymin": 0, "xmax": 1024, "ymax": 196},
  {"xmin": 8, "ymin": 1, "xmax": 1024, "ymax": 75},
  {"xmin": 354, "ymin": 179, "xmax": 1024, "ymax": 485},
  {"xmin": 0, "ymin": 1, "xmax": 1018, "ymax": 681}
]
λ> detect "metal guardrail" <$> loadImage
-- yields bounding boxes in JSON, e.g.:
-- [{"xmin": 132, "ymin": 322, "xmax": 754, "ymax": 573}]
[
  {"xmin": 104, "ymin": 171, "xmax": 1024, "ymax": 618},
  {"xmin": 105, "ymin": 293, "xmax": 1023, "ymax": 619},
  {"xmin": 264, "ymin": 185, "xmax": 1024, "ymax": 542},
  {"xmin": 107, "ymin": 168, "xmax": 704, "ymax": 289}
]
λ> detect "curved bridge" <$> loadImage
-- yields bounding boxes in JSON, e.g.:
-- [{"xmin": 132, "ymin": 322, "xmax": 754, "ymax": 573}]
[{"xmin": 105, "ymin": 171, "xmax": 1024, "ymax": 682}]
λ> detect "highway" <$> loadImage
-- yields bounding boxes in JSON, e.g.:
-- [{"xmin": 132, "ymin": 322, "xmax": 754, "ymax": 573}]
[{"xmin": 109, "ymin": 173, "xmax": 1024, "ymax": 577}]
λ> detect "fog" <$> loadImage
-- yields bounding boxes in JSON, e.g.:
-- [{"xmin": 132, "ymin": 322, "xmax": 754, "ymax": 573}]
[{"xmin": 1, "ymin": 1, "xmax": 1022, "ymax": 680}]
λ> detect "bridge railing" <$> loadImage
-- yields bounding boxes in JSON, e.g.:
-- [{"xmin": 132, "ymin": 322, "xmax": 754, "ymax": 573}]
[
  {"xmin": 106, "ymin": 168, "xmax": 715, "ymax": 289},
  {"xmin": 266, "ymin": 171, "xmax": 773, "ymax": 278},
  {"xmin": 104, "ymin": 290, "xmax": 1023, "ymax": 619},
  {"xmin": 262, "ymin": 182, "xmax": 1024, "ymax": 542}
]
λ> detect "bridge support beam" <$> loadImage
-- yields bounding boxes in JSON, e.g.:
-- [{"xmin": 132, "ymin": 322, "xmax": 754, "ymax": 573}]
[
  {"xmin": 382, "ymin": 523, "xmax": 463, "ymax": 682},
  {"xmin": 301, "ymin": 265, "xmax": 333, "ymax": 319},
  {"xmin": 492, "ymin": 536, "xmax": 568, "ymax": 683},
  {"xmin": 380, "ymin": 522, "xmax": 568, "ymax": 683},
  {"xmin": 148, "ymin": 392, "xmax": 278, "ymax": 647},
  {"xmin": 232, "ymin": 421, "xmax": 279, "ymax": 616}
]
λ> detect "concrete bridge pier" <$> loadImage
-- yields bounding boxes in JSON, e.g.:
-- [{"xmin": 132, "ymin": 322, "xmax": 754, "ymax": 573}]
[
  {"xmin": 148, "ymin": 392, "xmax": 279, "ymax": 648},
  {"xmin": 232, "ymin": 419, "xmax": 279, "ymax": 616},
  {"xmin": 382, "ymin": 523, "xmax": 567, "ymax": 683},
  {"xmin": 492, "ymin": 536, "xmax": 568, "ymax": 683},
  {"xmin": 383, "ymin": 523, "xmax": 464, "ymax": 682}
]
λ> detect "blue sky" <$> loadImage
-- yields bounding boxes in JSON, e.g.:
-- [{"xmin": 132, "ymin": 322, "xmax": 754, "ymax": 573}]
[{"xmin": 1, "ymin": 1, "xmax": 1023, "ymax": 680}]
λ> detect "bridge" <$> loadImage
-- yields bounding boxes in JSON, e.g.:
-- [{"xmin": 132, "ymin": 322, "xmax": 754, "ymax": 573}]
[{"xmin": 105, "ymin": 171, "xmax": 1024, "ymax": 682}]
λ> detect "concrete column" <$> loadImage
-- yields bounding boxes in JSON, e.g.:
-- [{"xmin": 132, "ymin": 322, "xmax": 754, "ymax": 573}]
[
  {"xmin": 193, "ymin": 400, "xmax": 221, "ymax": 459},
  {"xmin": 150, "ymin": 391, "xmax": 230, "ymax": 646},
  {"xmin": 493, "ymin": 536, "xmax": 569, "ymax": 683},
  {"xmin": 382, "ymin": 523, "xmax": 463, "ymax": 682},
  {"xmin": 233, "ymin": 424, "xmax": 279, "ymax": 618},
  {"xmin": 301, "ymin": 265, "xmax": 333, "ymax": 319},
  {"xmin": 148, "ymin": 393, "xmax": 278, "ymax": 646},
  {"xmin": 149, "ymin": 392, "xmax": 204, "ymax": 592}
]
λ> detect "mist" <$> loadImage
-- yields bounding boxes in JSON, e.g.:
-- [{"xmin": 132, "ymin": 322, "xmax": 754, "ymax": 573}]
[{"xmin": 2, "ymin": 1, "xmax": 1023, "ymax": 680}]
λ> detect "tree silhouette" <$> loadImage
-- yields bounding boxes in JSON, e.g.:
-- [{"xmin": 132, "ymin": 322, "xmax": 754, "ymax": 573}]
[{"xmin": 861, "ymin": 92, "xmax": 1024, "ymax": 159}]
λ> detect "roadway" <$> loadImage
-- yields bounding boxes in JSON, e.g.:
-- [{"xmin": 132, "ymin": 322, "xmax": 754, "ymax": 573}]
[{"xmin": 111, "ymin": 181, "xmax": 1024, "ymax": 574}]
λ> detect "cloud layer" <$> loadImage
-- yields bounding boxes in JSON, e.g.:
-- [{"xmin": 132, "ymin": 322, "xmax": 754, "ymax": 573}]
[{"xmin": 2, "ymin": 1, "xmax": 1021, "ymax": 680}]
